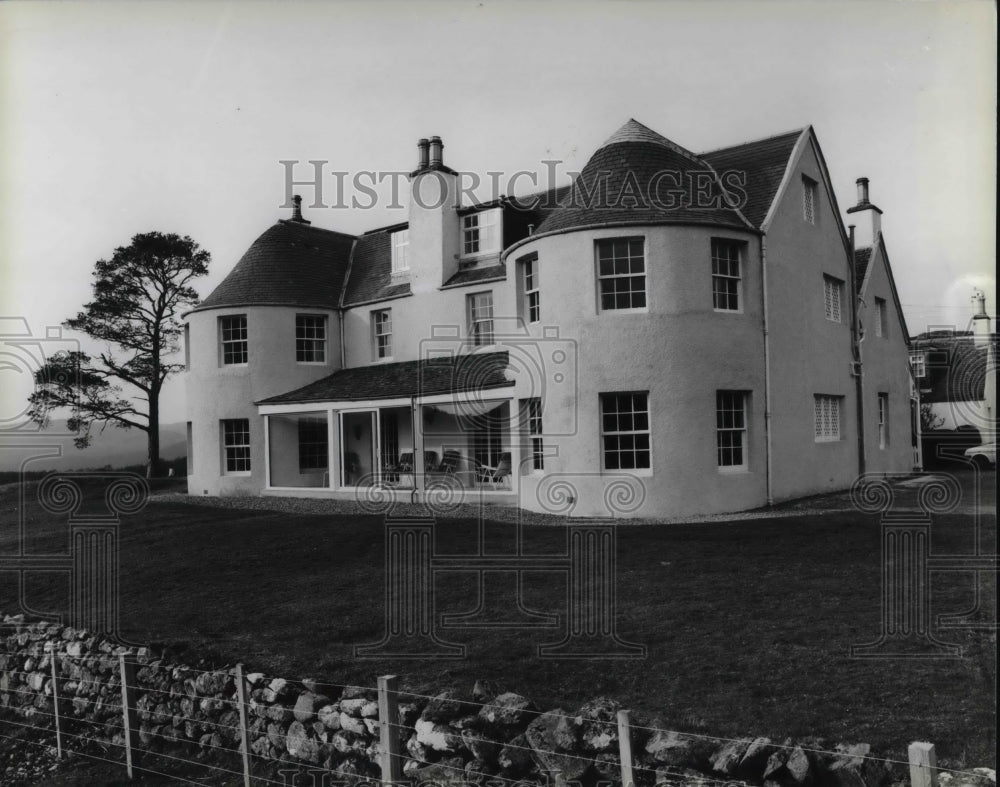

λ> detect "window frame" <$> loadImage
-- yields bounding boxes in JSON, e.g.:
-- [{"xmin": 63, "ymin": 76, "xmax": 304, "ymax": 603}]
[
  {"xmin": 823, "ymin": 275, "xmax": 844, "ymax": 323},
  {"xmin": 716, "ymin": 390, "xmax": 749, "ymax": 472},
  {"xmin": 390, "ymin": 228, "xmax": 410, "ymax": 274},
  {"xmin": 877, "ymin": 393, "xmax": 888, "ymax": 449},
  {"xmin": 802, "ymin": 175, "xmax": 817, "ymax": 225},
  {"xmin": 467, "ymin": 291, "xmax": 495, "ymax": 347},
  {"xmin": 221, "ymin": 418, "xmax": 251, "ymax": 474},
  {"xmin": 461, "ymin": 208, "xmax": 501, "ymax": 260},
  {"xmin": 814, "ymin": 395, "xmax": 842, "ymax": 442},
  {"xmin": 599, "ymin": 391, "xmax": 652, "ymax": 473},
  {"xmin": 295, "ymin": 314, "xmax": 327, "ymax": 364},
  {"xmin": 219, "ymin": 314, "xmax": 248, "ymax": 366},
  {"xmin": 371, "ymin": 308, "xmax": 393, "ymax": 361},
  {"xmin": 298, "ymin": 417, "xmax": 330, "ymax": 471},
  {"xmin": 911, "ymin": 355, "xmax": 926, "ymax": 379},
  {"xmin": 521, "ymin": 397, "xmax": 544, "ymax": 472},
  {"xmin": 874, "ymin": 297, "xmax": 887, "ymax": 338},
  {"xmin": 711, "ymin": 238, "xmax": 744, "ymax": 313},
  {"xmin": 595, "ymin": 237, "xmax": 648, "ymax": 314},
  {"xmin": 520, "ymin": 255, "xmax": 540, "ymax": 324}
]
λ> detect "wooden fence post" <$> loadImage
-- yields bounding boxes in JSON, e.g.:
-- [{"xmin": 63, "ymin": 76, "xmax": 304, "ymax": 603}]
[
  {"xmin": 119, "ymin": 654, "xmax": 139, "ymax": 779},
  {"xmin": 234, "ymin": 664, "xmax": 252, "ymax": 787},
  {"xmin": 908, "ymin": 742, "xmax": 938, "ymax": 787},
  {"xmin": 378, "ymin": 675, "xmax": 403, "ymax": 786},
  {"xmin": 617, "ymin": 710, "xmax": 634, "ymax": 787},
  {"xmin": 49, "ymin": 654, "xmax": 63, "ymax": 760}
]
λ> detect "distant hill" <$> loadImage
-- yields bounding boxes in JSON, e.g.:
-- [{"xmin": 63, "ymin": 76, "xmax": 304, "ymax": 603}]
[{"xmin": 0, "ymin": 420, "xmax": 186, "ymax": 472}]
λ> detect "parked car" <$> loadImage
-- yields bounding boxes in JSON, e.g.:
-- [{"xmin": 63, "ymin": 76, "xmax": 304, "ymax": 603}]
[{"xmin": 964, "ymin": 443, "xmax": 997, "ymax": 467}]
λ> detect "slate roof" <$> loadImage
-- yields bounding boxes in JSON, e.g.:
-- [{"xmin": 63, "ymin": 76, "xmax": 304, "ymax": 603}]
[
  {"xmin": 444, "ymin": 265, "xmax": 507, "ymax": 287},
  {"xmin": 341, "ymin": 227, "xmax": 411, "ymax": 307},
  {"xmin": 854, "ymin": 247, "xmax": 873, "ymax": 290},
  {"xmin": 193, "ymin": 220, "xmax": 355, "ymax": 312},
  {"xmin": 259, "ymin": 351, "xmax": 514, "ymax": 404},
  {"xmin": 534, "ymin": 120, "xmax": 754, "ymax": 236},
  {"xmin": 910, "ymin": 333, "xmax": 998, "ymax": 404},
  {"xmin": 700, "ymin": 129, "xmax": 804, "ymax": 228}
]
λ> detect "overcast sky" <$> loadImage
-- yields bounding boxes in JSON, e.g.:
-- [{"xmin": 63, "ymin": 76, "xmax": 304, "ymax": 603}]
[{"xmin": 1, "ymin": 0, "xmax": 995, "ymax": 425}]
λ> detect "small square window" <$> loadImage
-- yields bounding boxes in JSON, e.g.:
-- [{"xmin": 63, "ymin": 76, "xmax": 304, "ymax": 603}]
[
  {"xmin": 717, "ymin": 391, "xmax": 748, "ymax": 470},
  {"xmin": 521, "ymin": 397, "xmax": 544, "ymax": 471},
  {"xmin": 372, "ymin": 309, "xmax": 392, "ymax": 360},
  {"xmin": 823, "ymin": 275, "xmax": 843, "ymax": 323},
  {"xmin": 296, "ymin": 315, "xmax": 327, "ymax": 363},
  {"xmin": 520, "ymin": 256, "xmax": 540, "ymax": 324},
  {"xmin": 467, "ymin": 292, "xmax": 494, "ymax": 346},
  {"xmin": 802, "ymin": 176, "xmax": 817, "ymax": 224},
  {"xmin": 600, "ymin": 392, "xmax": 651, "ymax": 470},
  {"xmin": 222, "ymin": 418, "xmax": 251, "ymax": 473},
  {"xmin": 877, "ymin": 393, "xmax": 889, "ymax": 449},
  {"xmin": 461, "ymin": 209, "xmax": 501, "ymax": 258},
  {"xmin": 874, "ymin": 297, "xmax": 887, "ymax": 338},
  {"xmin": 391, "ymin": 229, "xmax": 410, "ymax": 274},
  {"xmin": 219, "ymin": 315, "xmax": 248, "ymax": 366},
  {"xmin": 814, "ymin": 395, "xmax": 842, "ymax": 441},
  {"xmin": 596, "ymin": 238, "xmax": 646, "ymax": 311},
  {"xmin": 711, "ymin": 239, "xmax": 743, "ymax": 312}
]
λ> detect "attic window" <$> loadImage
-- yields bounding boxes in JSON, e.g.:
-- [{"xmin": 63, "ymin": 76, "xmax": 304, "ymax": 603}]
[
  {"xmin": 802, "ymin": 176, "xmax": 817, "ymax": 224},
  {"xmin": 874, "ymin": 297, "xmax": 887, "ymax": 338},
  {"xmin": 391, "ymin": 229, "xmax": 409, "ymax": 274},
  {"xmin": 461, "ymin": 208, "xmax": 501, "ymax": 258}
]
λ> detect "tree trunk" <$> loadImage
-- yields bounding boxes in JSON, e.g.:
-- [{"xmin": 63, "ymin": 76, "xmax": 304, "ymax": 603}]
[{"xmin": 147, "ymin": 391, "xmax": 160, "ymax": 478}]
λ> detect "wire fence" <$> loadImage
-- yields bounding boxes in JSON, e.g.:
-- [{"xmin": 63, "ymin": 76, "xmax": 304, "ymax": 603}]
[{"xmin": 0, "ymin": 643, "xmax": 989, "ymax": 787}]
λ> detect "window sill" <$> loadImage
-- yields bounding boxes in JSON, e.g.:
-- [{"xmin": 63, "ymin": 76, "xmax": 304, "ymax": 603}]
[
  {"xmin": 814, "ymin": 437, "xmax": 842, "ymax": 443},
  {"xmin": 713, "ymin": 308, "xmax": 743, "ymax": 315},
  {"xmin": 603, "ymin": 468, "xmax": 653, "ymax": 477},
  {"xmin": 717, "ymin": 466, "xmax": 749, "ymax": 474},
  {"xmin": 372, "ymin": 356, "xmax": 395, "ymax": 364},
  {"xmin": 297, "ymin": 361, "xmax": 328, "ymax": 366},
  {"xmin": 223, "ymin": 471, "xmax": 252, "ymax": 477},
  {"xmin": 598, "ymin": 307, "xmax": 649, "ymax": 316}
]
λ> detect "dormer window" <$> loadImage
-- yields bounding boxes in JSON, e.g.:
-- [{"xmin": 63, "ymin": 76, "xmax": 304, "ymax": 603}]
[
  {"xmin": 461, "ymin": 208, "xmax": 501, "ymax": 259},
  {"xmin": 391, "ymin": 229, "xmax": 409, "ymax": 274}
]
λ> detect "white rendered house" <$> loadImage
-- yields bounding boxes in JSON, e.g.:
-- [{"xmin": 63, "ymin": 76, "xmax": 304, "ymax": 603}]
[{"xmin": 183, "ymin": 121, "xmax": 916, "ymax": 517}]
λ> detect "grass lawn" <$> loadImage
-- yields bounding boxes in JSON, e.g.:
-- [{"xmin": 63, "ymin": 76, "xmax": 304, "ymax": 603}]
[{"xmin": 1, "ymin": 473, "xmax": 995, "ymax": 768}]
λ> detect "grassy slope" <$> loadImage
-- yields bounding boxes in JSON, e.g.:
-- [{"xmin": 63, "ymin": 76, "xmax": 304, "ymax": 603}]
[{"xmin": 1, "ymin": 475, "xmax": 995, "ymax": 767}]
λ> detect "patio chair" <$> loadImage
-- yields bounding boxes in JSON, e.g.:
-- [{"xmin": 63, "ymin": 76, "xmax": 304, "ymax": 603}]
[
  {"xmin": 477, "ymin": 452, "xmax": 512, "ymax": 489},
  {"xmin": 438, "ymin": 450, "xmax": 463, "ymax": 475}
]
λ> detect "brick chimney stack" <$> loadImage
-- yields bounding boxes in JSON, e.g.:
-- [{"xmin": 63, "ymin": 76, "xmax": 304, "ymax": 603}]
[{"xmin": 290, "ymin": 194, "xmax": 310, "ymax": 224}]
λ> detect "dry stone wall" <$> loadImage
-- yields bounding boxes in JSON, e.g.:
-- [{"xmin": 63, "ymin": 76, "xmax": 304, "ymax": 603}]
[{"xmin": 1, "ymin": 614, "xmax": 995, "ymax": 787}]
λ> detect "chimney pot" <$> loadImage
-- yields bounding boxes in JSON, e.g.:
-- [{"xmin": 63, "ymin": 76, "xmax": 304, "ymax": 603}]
[
  {"xmin": 417, "ymin": 138, "xmax": 429, "ymax": 170},
  {"xmin": 429, "ymin": 136, "xmax": 443, "ymax": 167},
  {"xmin": 856, "ymin": 177, "xmax": 870, "ymax": 206},
  {"xmin": 290, "ymin": 194, "xmax": 311, "ymax": 224}
]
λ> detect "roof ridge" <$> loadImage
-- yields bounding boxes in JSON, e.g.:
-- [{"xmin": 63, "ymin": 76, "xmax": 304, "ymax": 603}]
[
  {"xmin": 277, "ymin": 219, "xmax": 357, "ymax": 240},
  {"xmin": 699, "ymin": 127, "xmax": 807, "ymax": 157}
]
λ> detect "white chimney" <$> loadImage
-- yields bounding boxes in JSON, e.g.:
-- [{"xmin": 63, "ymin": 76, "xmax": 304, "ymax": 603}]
[
  {"xmin": 408, "ymin": 135, "xmax": 459, "ymax": 292},
  {"xmin": 846, "ymin": 177, "xmax": 882, "ymax": 249},
  {"xmin": 972, "ymin": 288, "xmax": 991, "ymax": 347}
]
